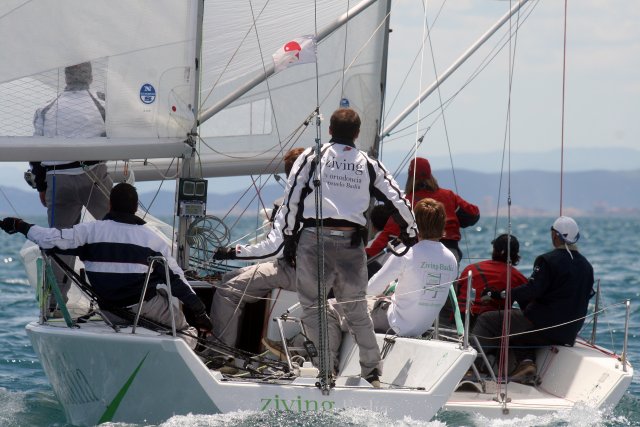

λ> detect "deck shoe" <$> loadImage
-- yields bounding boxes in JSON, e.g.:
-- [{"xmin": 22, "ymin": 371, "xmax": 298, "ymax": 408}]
[
  {"xmin": 510, "ymin": 360, "xmax": 537, "ymax": 384},
  {"xmin": 365, "ymin": 370, "xmax": 381, "ymax": 388}
]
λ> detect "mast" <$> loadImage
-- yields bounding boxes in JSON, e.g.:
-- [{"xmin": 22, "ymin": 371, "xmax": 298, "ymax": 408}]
[
  {"xmin": 176, "ymin": 0, "xmax": 205, "ymax": 269},
  {"xmin": 380, "ymin": 0, "xmax": 531, "ymax": 138},
  {"xmin": 369, "ymin": 0, "xmax": 393, "ymax": 160}
]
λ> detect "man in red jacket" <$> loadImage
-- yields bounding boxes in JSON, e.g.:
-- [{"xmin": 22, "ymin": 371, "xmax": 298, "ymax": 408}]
[{"xmin": 455, "ymin": 234, "xmax": 528, "ymax": 327}]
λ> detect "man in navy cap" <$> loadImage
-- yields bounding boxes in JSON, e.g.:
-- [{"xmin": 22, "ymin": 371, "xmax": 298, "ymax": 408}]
[{"xmin": 472, "ymin": 216, "xmax": 594, "ymax": 383}]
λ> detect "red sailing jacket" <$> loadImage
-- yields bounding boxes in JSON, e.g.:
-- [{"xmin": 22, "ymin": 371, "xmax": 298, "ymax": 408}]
[
  {"xmin": 365, "ymin": 188, "xmax": 479, "ymax": 257},
  {"xmin": 456, "ymin": 260, "xmax": 528, "ymax": 315}
]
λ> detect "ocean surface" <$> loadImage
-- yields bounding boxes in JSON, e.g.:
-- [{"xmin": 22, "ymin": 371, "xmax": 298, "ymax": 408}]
[{"xmin": 0, "ymin": 216, "xmax": 638, "ymax": 427}]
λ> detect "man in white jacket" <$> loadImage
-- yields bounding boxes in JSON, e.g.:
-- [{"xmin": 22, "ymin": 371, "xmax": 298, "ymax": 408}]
[
  {"xmin": 210, "ymin": 148, "xmax": 304, "ymax": 347},
  {"xmin": 280, "ymin": 108, "xmax": 417, "ymax": 387},
  {"xmin": 30, "ymin": 61, "xmax": 113, "ymax": 313}
]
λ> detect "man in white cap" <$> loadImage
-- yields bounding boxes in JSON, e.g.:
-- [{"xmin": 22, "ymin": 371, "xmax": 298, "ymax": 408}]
[{"xmin": 472, "ymin": 216, "xmax": 594, "ymax": 383}]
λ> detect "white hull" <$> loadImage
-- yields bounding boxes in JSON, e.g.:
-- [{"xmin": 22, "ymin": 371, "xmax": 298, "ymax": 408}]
[
  {"xmin": 27, "ymin": 320, "xmax": 476, "ymax": 426},
  {"xmin": 444, "ymin": 338, "xmax": 633, "ymax": 418}
]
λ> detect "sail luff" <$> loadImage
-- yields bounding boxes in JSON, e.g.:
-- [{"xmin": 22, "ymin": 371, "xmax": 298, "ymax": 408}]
[{"xmin": 197, "ymin": 0, "xmax": 380, "ymax": 125}]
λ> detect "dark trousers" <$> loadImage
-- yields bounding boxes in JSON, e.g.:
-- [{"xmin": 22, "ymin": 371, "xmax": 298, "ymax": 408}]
[{"xmin": 472, "ymin": 309, "xmax": 550, "ymax": 364}]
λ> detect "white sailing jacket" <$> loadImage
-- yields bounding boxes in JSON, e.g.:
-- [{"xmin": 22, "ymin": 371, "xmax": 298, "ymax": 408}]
[
  {"xmin": 33, "ymin": 89, "xmax": 106, "ymax": 174},
  {"xmin": 234, "ymin": 207, "xmax": 286, "ymax": 260},
  {"xmin": 368, "ymin": 240, "xmax": 458, "ymax": 336},
  {"xmin": 281, "ymin": 138, "xmax": 417, "ymax": 237}
]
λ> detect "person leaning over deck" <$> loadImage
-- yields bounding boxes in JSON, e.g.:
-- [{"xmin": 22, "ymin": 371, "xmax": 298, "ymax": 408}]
[
  {"xmin": 454, "ymin": 234, "xmax": 528, "ymax": 328},
  {"xmin": 280, "ymin": 107, "xmax": 418, "ymax": 387},
  {"xmin": 209, "ymin": 147, "xmax": 304, "ymax": 348},
  {"xmin": 366, "ymin": 198, "xmax": 458, "ymax": 336},
  {"xmin": 0, "ymin": 183, "xmax": 212, "ymax": 336},
  {"xmin": 472, "ymin": 216, "xmax": 594, "ymax": 382},
  {"xmin": 29, "ymin": 61, "xmax": 113, "ymax": 315},
  {"xmin": 366, "ymin": 157, "xmax": 479, "ymax": 262}
]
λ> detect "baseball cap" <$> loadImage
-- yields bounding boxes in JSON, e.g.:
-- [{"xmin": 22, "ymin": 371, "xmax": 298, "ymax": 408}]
[
  {"xmin": 551, "ymin": 216, "xmax": 580, "ymax": 244},
  {"xmin": 408, "ymin": 157, "xmax": 431, "ymax": 179}
]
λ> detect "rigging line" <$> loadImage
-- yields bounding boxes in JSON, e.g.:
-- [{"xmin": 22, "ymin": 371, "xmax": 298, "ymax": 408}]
[
  {"xmin": 383, "ymin": 0, "xmax": 447, "ymax": 122},
  {"xmin": 198, "ymin": 0, "xmax": 272, "ymax": 110},
  {"xmin": 474, "ymin": 301, "xmax": 628, "ymax": 340},
  {"xmin": 422, "ymin": 2, "xmax": 469, "ymax": 249},
  {"xmin": 0, "ymin": 187, "xmax": 19, "ymax": 216},
  {"xmin": 559, "ymin": 0, "xmax": 568, "ymax": 216},
  {"xmin": 139, "ymin": 158, "xmax": 177, "ymax": 222},
  {"xmin": 312, "ymin": 0, "xmax": 330, "ymax": 390},
  {"xmin": 195, "ymin": 117, "xmax": 309, "ymax": 228},
  {"xmin": 247, "ymin": 0, "xmax": 283, "ymax": 147},
  {"xmin": 318, "ymin": 10, "xmax": 392, "ymax": 108},
  {"xmin": 410, "ymin": 0, "xmax": 430, "ymax": 199},
  {"xmin": 387, "ymin": 1, "xmax": 539, "ymax": 177},
  {"xmin": 382, "ymin": 2, "xmax": 540, "ymax": 157},
  {"xmin": 340, "ymin": 0, "xmax": 351, "ymax": 98},
  {"xmin": 497, "ymin": 1, "xmax": 525, "ymax": 400},
  {"xmin": 194, "ymin": 110, "xmax": 312, "ymax": 161}
]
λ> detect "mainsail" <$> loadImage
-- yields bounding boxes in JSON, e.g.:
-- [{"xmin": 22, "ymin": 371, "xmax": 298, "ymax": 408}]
[
  {"xmin": 129, "ymin": 0, "xmax": 391, "ymax": 180},
  {"xmin": 0, "ymin": 0, "xmax": 198, "ymax": 161},
  {"xmin": 0, "ymin": 0, "xmax": 389, "ymax": 179}
]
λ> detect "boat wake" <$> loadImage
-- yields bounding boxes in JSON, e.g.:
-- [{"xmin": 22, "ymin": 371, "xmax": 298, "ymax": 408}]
[
  {"xmin": 103, "ymin": 408, "xmax": 449, "ymax": 427},
  {"xmin": 466, "ymin": 401, "xmax": 631, "ymax": 427}
]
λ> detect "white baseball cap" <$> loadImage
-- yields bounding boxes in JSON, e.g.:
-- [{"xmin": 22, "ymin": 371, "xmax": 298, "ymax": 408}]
[{"xmin": 551, "ymin": 216, "xmax": 580, "ymax": 244}]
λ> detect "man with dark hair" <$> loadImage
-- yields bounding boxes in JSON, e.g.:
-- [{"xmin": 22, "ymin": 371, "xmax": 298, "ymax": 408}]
[
  {"xmin": 0, "ymin": 183, "xmax": 212, "ymax": 336},
  {"xmin": 280, "ymin": 107, "xmax": 417, "ymax": 387},
  {"xmin": 455, "ymin": 234, "xmax": 528, "ymax": 325},
  {"xmin": 210, "ymin": 148, "xmax": 305, "ymax": 348},
  {"xmin": 29, "ymin": 61, "xmax": 112, "ymax": 314},
  {"xmin": 472, "ymin": 216, "xmax": 594, "ymax": 383}
]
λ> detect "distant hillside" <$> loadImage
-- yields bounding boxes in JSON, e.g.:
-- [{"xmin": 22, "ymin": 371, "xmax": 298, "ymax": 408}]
[{"xmin": 2, "ymin": 169, "xmax": 638, "ymax": 217}]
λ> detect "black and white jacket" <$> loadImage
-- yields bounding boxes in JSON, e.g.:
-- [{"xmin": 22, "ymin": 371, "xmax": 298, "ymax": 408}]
[
  {"xmin": 281, "ymin": 137, "xmax": 417, "ymax": 237},
  {"xmin": 27, "ymin": 212, "xmax": 203, "ymax": 312}
]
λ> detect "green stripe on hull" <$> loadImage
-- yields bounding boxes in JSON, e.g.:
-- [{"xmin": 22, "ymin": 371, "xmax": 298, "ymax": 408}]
[{"xmin": 98, "ymin": 352, "xmax": 149, "ymax": 423}]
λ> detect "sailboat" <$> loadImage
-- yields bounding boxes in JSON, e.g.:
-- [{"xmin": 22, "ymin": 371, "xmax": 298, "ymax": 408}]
[{"xmin": 0, "ymin": 0, "xmax": 477, "ymax": 425}]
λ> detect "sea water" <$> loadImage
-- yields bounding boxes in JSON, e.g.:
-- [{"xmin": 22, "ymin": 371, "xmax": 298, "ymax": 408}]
[{"xmin": 0, "ymin": 216, "xmax": 638, "ymax": 427}]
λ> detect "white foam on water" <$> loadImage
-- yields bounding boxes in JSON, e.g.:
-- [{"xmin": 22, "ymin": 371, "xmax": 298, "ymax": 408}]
[
  {"xmin": 471, "ymin": 402, "xmax": 629, "ymax": 427},
  {"xmin": 0, "ymin": 387, "xmax": 27, "ymax": 426},
  {"xmin": 145, "ymin": 408, "xmax": 450, "ymax": 427}
]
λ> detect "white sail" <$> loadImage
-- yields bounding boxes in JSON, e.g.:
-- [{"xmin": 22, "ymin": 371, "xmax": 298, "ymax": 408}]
[
  {"xmin": 195, "ymin": 0, "xmax": 389, "ymax": 177},
  {"xmin": 117, "ymin": 0, "xmax": 390, "ymax": 181},
  {"xmin": 0, "ymin": 0, "xmax": 198, "ymax": 161}
]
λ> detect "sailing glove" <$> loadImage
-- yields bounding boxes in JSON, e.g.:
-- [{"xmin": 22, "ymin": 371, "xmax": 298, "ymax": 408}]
[
  {"xmin": 190, "ymin": 310, "xmax": 214, "ymax": 332},
  {"xmin": 0, "ymin": 217, "xmax": 33, "ymax": 236},
  {"xmin": 213, "ymin": 247, "xmax": 236, "ymax": 260},
  {"xmin": 282, "ymin": 234, "xmax": 297, "ymax": 268},
  {"xmin": 398, "ymin": 232, "xmax": 418, "ymax": 248}
]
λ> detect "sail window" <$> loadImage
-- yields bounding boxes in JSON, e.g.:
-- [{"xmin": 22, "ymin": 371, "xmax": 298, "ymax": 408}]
[{"xmin": 199, "ymin": 98, "xmax": 273, "ymax": 137}]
